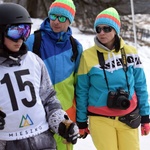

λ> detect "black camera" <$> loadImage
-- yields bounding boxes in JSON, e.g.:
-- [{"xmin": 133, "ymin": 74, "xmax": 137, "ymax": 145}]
[{"xmin": 107, "ymin": 88, "xmax": 130, "ymax": 110}]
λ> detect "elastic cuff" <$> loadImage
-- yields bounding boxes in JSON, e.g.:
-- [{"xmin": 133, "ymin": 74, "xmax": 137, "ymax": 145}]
[
  {"xmin": 77, "ymin": 122, "xmax": 88, "ymax": 129},
  {"xmin": 141, "ymin": 115, "xmax": 150, "ymax": 123}
]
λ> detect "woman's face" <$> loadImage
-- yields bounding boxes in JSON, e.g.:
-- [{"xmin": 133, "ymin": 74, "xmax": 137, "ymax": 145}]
[
  {"xmin": 96, "ymin": 25, "xmax": 116, "ymax": 49},
  {"xmin": 4, "ymin": 37, "xmax": 23, "ymax": 52}
]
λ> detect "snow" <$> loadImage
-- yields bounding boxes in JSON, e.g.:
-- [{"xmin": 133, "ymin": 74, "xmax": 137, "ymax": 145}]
[{"xmin": 31, "ymin": 18, "xmax": 150, "ymax": 150}]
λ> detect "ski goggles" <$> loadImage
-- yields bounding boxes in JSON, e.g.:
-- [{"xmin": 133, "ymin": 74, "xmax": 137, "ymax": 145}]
[
  {"xmin": 96, "ymin": 26, "xmax": 112, "ymax": 33},
  {"xmin": 5, "ymin": 24, "xmax": 31, "ymax": 41},
  {"xmin": 49, "ymin": 14, "xmax": 67, "ymax": 23}
]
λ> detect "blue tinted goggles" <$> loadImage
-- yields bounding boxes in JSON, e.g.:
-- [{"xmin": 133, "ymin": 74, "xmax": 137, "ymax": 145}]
[{"xmin": 5, "ymin": 24, "xmax": 31, "ymax": 41}]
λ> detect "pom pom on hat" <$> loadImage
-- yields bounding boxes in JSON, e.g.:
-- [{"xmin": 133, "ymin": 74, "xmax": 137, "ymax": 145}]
[
  {"xmin": 48, "ymin": 0, "xmax": 76, "ymax": 24},
  {"xmin": 94, "ymin": 7, "xmax": 121, "ymax": 35}
]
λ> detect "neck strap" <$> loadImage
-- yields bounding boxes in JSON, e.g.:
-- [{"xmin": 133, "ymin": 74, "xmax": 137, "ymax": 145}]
[{"xmin": 97, "ymin": 49, "xmax": 130, "ymax": 93}]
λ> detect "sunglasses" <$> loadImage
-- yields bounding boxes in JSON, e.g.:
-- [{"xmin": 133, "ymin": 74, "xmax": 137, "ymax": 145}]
[
  {"xmin": 96, "ymin": 26, "xmax": 112, "ymax": 33},
  {"xmin": 5, "ymin": 24, "xmax": 31, "ymax": 42},
  {"xmin": 49, "ymin": 14, "xmax": 67, "ymax": 23}
]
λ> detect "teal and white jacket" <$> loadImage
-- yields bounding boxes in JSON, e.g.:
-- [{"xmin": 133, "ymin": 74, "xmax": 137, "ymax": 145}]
[{"xmin": 76, "ymin": 37, "xmax": 150, "ymax": 123}]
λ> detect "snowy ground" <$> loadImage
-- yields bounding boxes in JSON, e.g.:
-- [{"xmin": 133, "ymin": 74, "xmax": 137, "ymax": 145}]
[{"xmin": 31, "ymin": 18, "xmax": 150, "ymax": 150}]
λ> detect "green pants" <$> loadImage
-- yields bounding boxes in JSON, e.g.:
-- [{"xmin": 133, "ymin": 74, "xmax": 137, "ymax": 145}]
[
  {"xmin": 89, "ymin": 116, "xmax": 140, "ymax": 150},
  {"xmin": 54, "ymin": 134, "xmax": 73, "ymax": 150}
]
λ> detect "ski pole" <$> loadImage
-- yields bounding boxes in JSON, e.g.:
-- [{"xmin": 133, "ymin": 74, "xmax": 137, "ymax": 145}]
[{"xmin": 62, "ymin": 115, "xmax": 72, "ymax": 150}]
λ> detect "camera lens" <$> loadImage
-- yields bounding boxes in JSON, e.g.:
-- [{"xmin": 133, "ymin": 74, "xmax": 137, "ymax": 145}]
[{"xmin": 117, "ymin": 96, "xmax": 130, "ymax": 109}]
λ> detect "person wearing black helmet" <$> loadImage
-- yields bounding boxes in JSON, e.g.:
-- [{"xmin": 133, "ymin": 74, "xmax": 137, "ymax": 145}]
[{"xmin": 0, "ymin": 3, "xmax": 79, "ymax": 150}]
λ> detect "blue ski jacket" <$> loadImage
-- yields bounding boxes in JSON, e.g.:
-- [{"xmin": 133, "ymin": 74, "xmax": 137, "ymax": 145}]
[
  {"xmin": 25, "ymin": 18, "xmax": 83, "ymax": 121},
  {"xmin": 76, "ymin": 37, "xmax": 150, "ymax": 123}
]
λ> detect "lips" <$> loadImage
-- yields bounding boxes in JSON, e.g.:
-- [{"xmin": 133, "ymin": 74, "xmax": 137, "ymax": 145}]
[
  {"xmin": 100, "ymin": 37, "xmax": 106, "ymax": 40},
  {"xmin": 14, "ymin": 44, "xmax": 21, "ymax": 48},
  {"xmin": 54, "ymin": 26, "xmax": 60, "ymax": 30}
]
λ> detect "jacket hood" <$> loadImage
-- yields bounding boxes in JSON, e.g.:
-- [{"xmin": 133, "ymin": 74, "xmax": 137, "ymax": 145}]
[
  {"xmin": 94, "ymin": 36, "xmax": 126, "ymax": 53},
  {"xmin": 94, "ymin": 37, "xmax": 126, "ymax": 73}
]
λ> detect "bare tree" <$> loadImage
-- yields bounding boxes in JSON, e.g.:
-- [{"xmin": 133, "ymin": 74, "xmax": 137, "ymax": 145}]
[{"xmin": 3, "ymin": 0, "xmax": 150, "ymax": 33}]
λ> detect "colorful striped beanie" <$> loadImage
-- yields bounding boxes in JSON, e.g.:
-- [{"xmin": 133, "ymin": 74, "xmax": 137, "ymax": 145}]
[
  {"xmin": 94, "ymin": 7, "xmax": 121, "ymax": 35},
  {"xmin": 48, "ymin": 0, "xmax": 76, "ymax": 24}
]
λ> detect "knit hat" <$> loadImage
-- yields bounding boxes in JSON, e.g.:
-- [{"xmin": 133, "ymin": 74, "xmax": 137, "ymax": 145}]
[
  {"xmin": 48, "ymin": 0, "xmax": 76, "ymax": 24},
  {"xmin": 94, "ymin": 7, "xmax": 121, "ymax": 35}
]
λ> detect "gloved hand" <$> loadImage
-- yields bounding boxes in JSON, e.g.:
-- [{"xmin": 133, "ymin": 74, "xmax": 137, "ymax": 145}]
[
  {"xmin": 0, "ymin": 110, "xmax": 6, "ymax": 130},
  {"xmin": 141, "ymin": 123, "xmax": 150, "ymax": 136},
  {"xmin": 79, "ymin": 128, "xmax": 90, "ymax": 139},
  {"xmin": 77, "ymin": 121, "xmax": 90, "ymax": 139},
  {"xmin": 58, "ymin": 115, "xmax": 79, "ymax": 144}
]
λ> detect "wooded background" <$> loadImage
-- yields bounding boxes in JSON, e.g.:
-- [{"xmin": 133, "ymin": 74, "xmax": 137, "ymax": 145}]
[
  {"xmin": 3, "ymin": 0, "xmax": 150, "ymax": 46},
  {"xmin": 3, "ymin": 0, "xmax": 150, "ymax": 29}
]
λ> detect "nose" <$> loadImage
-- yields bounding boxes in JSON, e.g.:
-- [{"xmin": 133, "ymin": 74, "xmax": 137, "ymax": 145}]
[
  {"xmin": 99, "ymin": 29, "xmax": 105, "ymax": 34},
  {"xmin": 15, "ymin": 39, "xmax": 23, "ymax": 43},
  {"xmin": 53, "ymin": 18, "xmax": 59, "ymax": 23}
]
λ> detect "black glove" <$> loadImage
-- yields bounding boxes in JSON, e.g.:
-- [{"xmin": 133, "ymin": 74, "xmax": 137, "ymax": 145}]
[
  {"xmin": 0, "ymin": 110, "xmax": 6, "ymax": 130},
  {"xmin": 77, "ymin": 121, "xmax": 90, "ymax": 139},
  {"xmin": 58, "ymin": 115, "xmax": 79, "ymax": 144}
]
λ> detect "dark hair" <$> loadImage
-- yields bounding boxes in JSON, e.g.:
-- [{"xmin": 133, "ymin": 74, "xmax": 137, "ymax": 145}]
[{"xmin": 114, "ymin": 34, "xmax": 120, "ymax": 52}]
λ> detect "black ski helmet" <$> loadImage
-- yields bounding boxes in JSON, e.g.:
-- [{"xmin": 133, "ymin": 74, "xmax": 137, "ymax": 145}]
[
  {"xmin": 0, "ymin": 3, "xmax": 32, "ymax": 48},
  {"xmin": 0, "ymin": 3, "xmax": 32, "ymax": 25}
]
